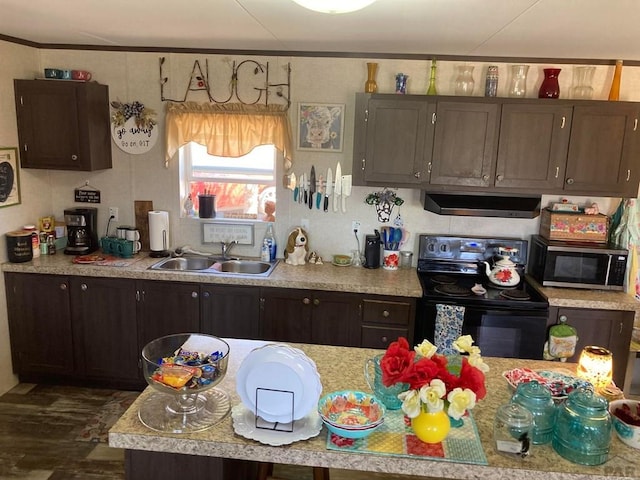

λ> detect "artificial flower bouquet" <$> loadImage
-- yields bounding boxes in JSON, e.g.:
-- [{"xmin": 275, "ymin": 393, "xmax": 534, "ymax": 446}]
[{"xmin": 380, "ymin": 336, "xmax": 489, "ymax": 420}]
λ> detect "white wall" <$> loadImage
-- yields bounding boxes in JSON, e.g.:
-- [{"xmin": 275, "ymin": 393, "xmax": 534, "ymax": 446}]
[{"xmin": 1, "ymin": 41, "xmax": 637, "ymax": 393}]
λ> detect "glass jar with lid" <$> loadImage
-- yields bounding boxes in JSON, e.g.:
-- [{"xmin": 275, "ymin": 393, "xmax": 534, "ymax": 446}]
[
  {"xmin": 494, "ymin": 403, "xmax": 533, "ymax": 459},
  {"xmin": 552, "ymin": 387, "xmax": 612, "ymax": 465},
  {"xmin": 510, "ymin": 380, "xmax": 556, "ymax": 444}
]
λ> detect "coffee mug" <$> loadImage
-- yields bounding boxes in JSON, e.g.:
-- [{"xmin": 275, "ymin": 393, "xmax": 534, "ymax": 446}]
[
  {"xmin": 364, "ymin": 354, "xmax": 407, "ymax": 410},
  {"xmin": 100, "ymin": 236, "xmax": 117, "ymax": 255},
  {"xmin": 383, "ymin": 250, "xmax": 400, "ymax": 270},
  {"xmin": 72, "ymin": 70, "xmax": 92, "ymax": 81},
  {"xmin": 44, "ymin": 68, "xmax": 62, "ymax": 79},
  {"xmin": 117, "ymin": 239, "xmax": 134, "ymax": 258},
  {"xmin": 116, "ymin": 226, "xmax": 132, "ymax": 239},
  {"xmin": 60, "ymin": 69, "xmax": 72, "ymax": 80},
  {"xmin": 125, "ymin": 228, "xmax": 140, "ymax": 241}
]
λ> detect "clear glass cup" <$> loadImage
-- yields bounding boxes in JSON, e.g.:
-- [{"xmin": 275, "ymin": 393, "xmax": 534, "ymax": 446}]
[
  {"xmin": 508, "ymin": 65, "xmax": 530, "ymax": 97},
  {"xmin": 571, "ymin": 66, "xmax": 595, "ymax": 99},
  {"xmin": 351, "ymin": 249, "xmax": 362, "ymax": 267}
]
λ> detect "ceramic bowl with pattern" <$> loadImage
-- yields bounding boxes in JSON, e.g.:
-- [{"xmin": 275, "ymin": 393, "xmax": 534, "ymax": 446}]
[
  {"xmin": 318, "ymin": 390, "xmax": 385, "ymax": 438},
  {"xmin": 610, "ymin": 399, "xmax": 640, "ymax": 450}
]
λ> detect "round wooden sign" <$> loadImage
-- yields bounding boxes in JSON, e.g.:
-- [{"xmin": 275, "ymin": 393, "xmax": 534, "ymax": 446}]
[{"xmin": 112, "ymin": 117, "xmax": 159, "ymax": 154}]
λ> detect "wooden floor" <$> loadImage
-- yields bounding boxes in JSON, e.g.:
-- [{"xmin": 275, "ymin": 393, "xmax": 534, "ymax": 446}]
[{"xmin": 0, "ymin": 383, "xmax": 432, "ymax": 480}]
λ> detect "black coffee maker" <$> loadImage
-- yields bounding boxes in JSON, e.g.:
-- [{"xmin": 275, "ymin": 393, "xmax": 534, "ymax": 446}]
[
  {"xmin": 64, "ymin": 207, "xmax": 99, "ymax": 255},
  {"xmin": 364, "ymin": 230, "xmax": 381, "ymax": 269}
]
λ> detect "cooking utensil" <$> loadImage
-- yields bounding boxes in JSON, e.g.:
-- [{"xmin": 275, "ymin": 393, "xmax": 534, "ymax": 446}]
[
  {"xmin": 316, "ymin": 175, "xmax": 324, "ymax": 209},
  {"xmin": 324, "ymin": 168, "xmax": 333, "ymax": 212},
  {"xmin": 392, "ymin": 227, "xmax": 402, "ymax": 250},
  {"xmin": 341, "ymin": 174, "xmax": 352, "ymax": 213},
  {"xmin": 333, "ymin": 162, "xmax": 341, "ymax": 212},
  {"xmin": 309, "ymin": 166, "xmax": 316, "ymax": 209}
]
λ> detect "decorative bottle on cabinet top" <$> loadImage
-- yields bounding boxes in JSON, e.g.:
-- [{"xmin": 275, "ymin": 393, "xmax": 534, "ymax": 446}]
[
  {"xmin": 455, "ymin": 65, "xmax": 475, "ymax": 95},
  {"xmin": 608, "ymin": 60, "xmax": 623, "ymax": 101},
  {"xmin": 538, "ymin": 68, "xmax": 561, "ymax": 99},
  {"xmin": 364, "ymin": 62, "xmax": 378, "ymax": 93},
  {"xmin": 427, "ymin": 59, "xmax": 437, "ymax": 95}
]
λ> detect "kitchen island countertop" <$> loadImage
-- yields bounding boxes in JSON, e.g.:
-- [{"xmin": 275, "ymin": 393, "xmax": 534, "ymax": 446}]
[{"xmin": 110, "ymin": 339, "xmax": 639, "ymax": 480}]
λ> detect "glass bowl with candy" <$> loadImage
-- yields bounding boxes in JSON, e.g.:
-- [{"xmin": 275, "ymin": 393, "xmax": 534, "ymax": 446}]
[{"xmin": 138, "ymin": 333, "xmax": 231, "ymax": 433}]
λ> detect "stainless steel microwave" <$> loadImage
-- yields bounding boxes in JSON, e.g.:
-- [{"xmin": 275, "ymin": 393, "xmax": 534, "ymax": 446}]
[{"xmin": 528, "ymin": 235, "xmax": 628, "ymax": 290}]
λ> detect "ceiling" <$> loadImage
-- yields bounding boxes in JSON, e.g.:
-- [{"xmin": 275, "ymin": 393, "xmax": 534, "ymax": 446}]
[{"xmin": 1, "ymin": 0, "xmax": 639, "ymax": 62}]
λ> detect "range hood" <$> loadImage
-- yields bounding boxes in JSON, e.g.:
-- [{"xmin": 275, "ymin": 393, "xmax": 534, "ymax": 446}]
[{"xmin": 422, "ymin": 192, "xmax": 541, "ymax": 219}]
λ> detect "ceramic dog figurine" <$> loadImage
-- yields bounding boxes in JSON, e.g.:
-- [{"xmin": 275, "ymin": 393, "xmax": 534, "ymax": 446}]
[{"xmin": 284, "ymin": 227, "xmax": 309, "ymax": 266}]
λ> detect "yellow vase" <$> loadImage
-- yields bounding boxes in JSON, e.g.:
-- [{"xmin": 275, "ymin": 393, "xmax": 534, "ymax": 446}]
[{"xmin": 411, "ymin": 410, "xmax": 451, "ymax": 444}]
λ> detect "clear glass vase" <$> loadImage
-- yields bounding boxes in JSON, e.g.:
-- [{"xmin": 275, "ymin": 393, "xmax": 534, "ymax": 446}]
[
  {"xmin": 455, "ymin": 65, "xmax": 475, "ymax": 95},
  {"xmin": 508, "ymin": 65, "xmax": 530, "ymax": 97},
  {"xmin": 571, "ymin": 66, "xmax": 595, "ymax": 99}
]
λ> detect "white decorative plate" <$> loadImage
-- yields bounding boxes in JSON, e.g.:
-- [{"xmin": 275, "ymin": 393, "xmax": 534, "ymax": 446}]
[
  {"xmin": 231, "ymin": 403, "xmax": 322, "ymax": 446},
  {"xmin": 235, "ymin": 343, "xmax": 322, "ymax": 423}
]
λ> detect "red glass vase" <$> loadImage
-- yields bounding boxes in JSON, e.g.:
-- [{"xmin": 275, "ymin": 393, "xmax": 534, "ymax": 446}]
[{"xmin": 538, "ymin": 68, "xmax": 561, "ymax": 99}]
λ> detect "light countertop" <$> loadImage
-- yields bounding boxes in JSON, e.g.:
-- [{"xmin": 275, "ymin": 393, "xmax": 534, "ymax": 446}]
[
  {"xmin": 109, "ymin": 338, "xmax": 640, "ymax": 480},
  {"xmin": 0, "ymin": 254, "xmax": 423, "ymax": 298}
]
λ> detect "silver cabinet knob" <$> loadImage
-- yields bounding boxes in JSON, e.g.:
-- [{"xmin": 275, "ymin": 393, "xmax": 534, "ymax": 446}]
[
  {"xmin": 71, "ymin": 154, "xmax": 78, "ymax": 161},
  {"xmin": 414, "ymin": 172, "xmax": 421, "ymax": 178},
  {"xmin": 559, "ymin": 315, "xmax": 568, "ymax": 322},
  {"xmin": 203, "ymin": 292, "xmax": 210, "ymax": 298},
  {"xmin": 382, "ymin": 310, "xmax": 390, "ymax": 318},
  {"xmin": 81, "ymin": 283, "xmax": 88, "ymax": 291},
  {"xmin": 496, "ymin": 174, "xmax": 504, "ymax": 182},
  {"xmin": 60, "ymin": 283, "xmax": 68, "ymax": 290},
  {"xmin": 302, "ymin": 297, "xmax": 311, "ymax": 305},
  {"xmin": 191, "ymin": 291, "xmax": 198, "ymax": 298},
  {"xmin": 482, "ymin": 174, "xmax": 490, "ymax": 181},
  {"xmin": 566, "ymin": 178, "xmax": 574, "ymax": 185},
  {"xmin": 313, "ymin": 298, "xmax": 320, "ymax": 306}
]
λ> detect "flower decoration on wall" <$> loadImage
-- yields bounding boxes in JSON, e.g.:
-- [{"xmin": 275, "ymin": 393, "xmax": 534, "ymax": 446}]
[
  {"xmin": 110, "ymin": 100, "xmax": 157, "ymax": 130},
  {"xmin": 380, "ymin": 336, "xmax": 489, "ymax": 420},
  {"xmin": 365, "ymin": 187, "xmax": 404, "ymax": 223}
]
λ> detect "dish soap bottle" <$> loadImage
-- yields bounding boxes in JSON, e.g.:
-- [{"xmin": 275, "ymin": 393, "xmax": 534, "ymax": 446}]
[
  {"xmin": 260, "ymin": 239, "xmax": 270, "ymax": 262},
  {"xmin": 263, "ymin": 223, "xmax": 277, "ymax": 262}
]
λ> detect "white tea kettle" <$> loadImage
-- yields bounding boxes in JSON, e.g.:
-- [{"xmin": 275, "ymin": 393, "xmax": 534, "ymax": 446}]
[{"xmin": 483, "ymin": 254, "xmax": 521, "ymax": 287}]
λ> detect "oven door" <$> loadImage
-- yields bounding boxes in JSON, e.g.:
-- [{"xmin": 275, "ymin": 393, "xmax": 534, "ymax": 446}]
[{"xmin": 417, "ymin": 301, "xmax": 549, "ymax": 360}]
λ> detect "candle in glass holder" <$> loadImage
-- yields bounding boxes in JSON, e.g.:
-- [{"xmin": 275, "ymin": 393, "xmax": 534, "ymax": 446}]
[{"xmin": 576, "ymin": 346, "xmax": 613, "ymax": 390}]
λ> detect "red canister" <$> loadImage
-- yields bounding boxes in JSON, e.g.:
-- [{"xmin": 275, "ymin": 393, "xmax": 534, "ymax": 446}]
[{"xmin": 6, "ymin": 230, "xmax": 34, "ymax": 263}]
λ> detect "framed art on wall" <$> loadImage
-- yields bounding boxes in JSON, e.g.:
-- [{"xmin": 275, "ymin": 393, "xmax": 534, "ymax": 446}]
[
  {"xmin": 0, "ymin": 147, "xmax": 21, "ymax": 208},
  {"xmin": 297, "ymin": 103, "xmax": 345, "ymax": 152}
]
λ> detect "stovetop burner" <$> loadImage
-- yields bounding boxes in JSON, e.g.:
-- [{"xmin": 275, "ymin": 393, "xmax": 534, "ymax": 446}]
[
  {"xmin": 499, "ymin": 289, "xmax": 531, "ymax": 301},
  {"xmin": 431, "ymin": 275, "xmax": 457, "ymax": 285},
  {"xmin": 434, "ymin": 284, "xmax": 473, "ymax": 297}
]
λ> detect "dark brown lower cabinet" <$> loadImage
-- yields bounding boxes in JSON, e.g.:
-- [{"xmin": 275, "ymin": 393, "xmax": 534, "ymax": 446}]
[
  {"xmin": 125, "ymin": 450, "xmax": 258, "ymax": 480},
  {"xmin": 70, "ymin": 277, "xmax": 138, "ymax": 384},
  {"xmin": 550, "ymin": 306, "xmax": 634, "ymax": 386},
  {"xmin": 136, "ymin": 280, "xmax": 201, "ymax": 351},
  {"xmin": 201, "ymin": 284, "xmax": 260, "ymax": 339},
  {"xmin": 360, "ymin": 296, "xmax": 416, "ymax": 348},
  {"xmin": 4, "ymin": 273, "xmax": 74, "ymax": 376},
  {"xmin": 260, "ymin": 288, "xmax": 360, "ymax": 346}
]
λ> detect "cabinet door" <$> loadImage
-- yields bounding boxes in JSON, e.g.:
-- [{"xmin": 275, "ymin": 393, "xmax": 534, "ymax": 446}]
[
  {"xmin": 564, "ymin": 103, "xmax": 640, "ymax": 196},
  {"xmin": 430, "ymin": 100, "xmax": 499, "ymax": 187},
  {"xmin": 260, "ymin": 288, "xmax": 312, "ymax": 343},
  {"xmin": 309, "ymin": 291, "xmax": 360, "ymax": 347},
  {"xmin": 14, "ymin": 79, "xmax": 112, "ymax": 171},
  {"xmin": 137, "ymin": 281, "xmax": 200, "ymax": 350},
  {"xmin": 201, "ymin": 285, "xmax": 260, "ymax": 339},
  {"xmin": 70, "ymin": 277, "xmax": 138, "ymax": 381},
  {"xmin": 261, "ymin": 288, "xmax": 360, "ymax": 346},
  {"xmin": 556, "ymin": 307, "xmax": 633, "ymax": 386},
  {"xmin": 4, "ymin": 273, "xmax": 74, "ymax": 375},
  {"xmin": 495, "ymin": 103, "xmax": 572, "ymax": 190},
  {"xmin": 362, "ymin": 95, "xmax": 434, "ymax": 185}
]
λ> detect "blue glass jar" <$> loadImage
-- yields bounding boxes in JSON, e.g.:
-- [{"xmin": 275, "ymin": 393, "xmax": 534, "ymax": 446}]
[
  {"xmin": 552, "ymin": 388, "xmax": 612, "ymax": 465},
  {"xmin": 511, "ymin": 380, "xmax": 556, "ymax": 444}
]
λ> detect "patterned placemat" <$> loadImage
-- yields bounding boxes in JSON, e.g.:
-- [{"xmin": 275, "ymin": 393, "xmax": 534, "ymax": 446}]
[{"xmin": 326, "ymin": 409, "xmax": 488, "ymax": 465}]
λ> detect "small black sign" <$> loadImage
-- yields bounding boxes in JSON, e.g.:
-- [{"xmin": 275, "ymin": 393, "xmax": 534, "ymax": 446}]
[{"xmin": 74, "ymin": 188, "xmax": 101, "ymax": 203}]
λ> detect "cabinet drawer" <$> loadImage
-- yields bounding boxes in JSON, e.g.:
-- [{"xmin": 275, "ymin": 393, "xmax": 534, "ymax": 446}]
[
  {"xmin": 362, "ymin": 299, "xmax": 411, "ymax": 326},
  {"xmin": 361, "ymin": 325, "xmax": 408, "ymax": 349}
]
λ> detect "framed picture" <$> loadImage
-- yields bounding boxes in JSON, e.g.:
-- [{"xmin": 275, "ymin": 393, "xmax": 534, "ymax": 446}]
[
  {"xmin": 0, "ymin": 147, "xmax": 21, "ymax": 208},
  {"xmin": 297, "ymin": 103, "xmax": 345, "ymax": 152}
]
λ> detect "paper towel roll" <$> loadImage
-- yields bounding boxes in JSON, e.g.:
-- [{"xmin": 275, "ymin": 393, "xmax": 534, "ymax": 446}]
[{"xmin": 148, "ymin": 210, "xmax": 169, "ymax": 252}]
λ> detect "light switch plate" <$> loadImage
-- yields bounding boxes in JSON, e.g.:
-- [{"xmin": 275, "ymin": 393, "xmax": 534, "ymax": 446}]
[{"xmin": 202, "ymin": 223, "xmax": 254, "ymax": 245}]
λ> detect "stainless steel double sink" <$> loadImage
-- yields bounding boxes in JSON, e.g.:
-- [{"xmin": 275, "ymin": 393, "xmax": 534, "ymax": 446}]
[{"xmin": 149, "ymin": 256, "xmax": 277, "ymax": 277}]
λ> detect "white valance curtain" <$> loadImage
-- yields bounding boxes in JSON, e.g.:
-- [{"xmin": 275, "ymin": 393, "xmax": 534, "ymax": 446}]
[{"xmin": 164, "ymin": 102, "xmax": 293, "ymax": 170}]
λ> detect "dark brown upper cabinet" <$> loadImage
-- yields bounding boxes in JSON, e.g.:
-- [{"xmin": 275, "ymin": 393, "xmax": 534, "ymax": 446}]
[
  {"xmin": 353, "ymin": 93, "xmax": 435, "ymax": 187},
  {"xmin": 564, "ymin": 103, "xmax": 640, "ymax": 198},
  {"xmin": 353, "ymin": 93, "xmax": 640, "ymax": 198},
  {"xmin": 14, "ymin": 79, "xmax": 112, "ymax": 171},
  {"xmin": 429, "ymin": 99, "xmax": 499, "ymax": 188},
  {"xmin": 494, "ymin": 102, "xmax": 572, "ymax": 191}
]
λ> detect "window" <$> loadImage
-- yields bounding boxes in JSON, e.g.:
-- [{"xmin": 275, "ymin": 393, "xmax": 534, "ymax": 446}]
[{"xmin": 181, "ymin": 142, "xmax": 276, "ymax": 222}]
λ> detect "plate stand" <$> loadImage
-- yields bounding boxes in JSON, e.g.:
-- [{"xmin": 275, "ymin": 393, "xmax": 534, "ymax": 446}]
[{"xmin": 255, "ymin": 387, "xmax": 295, "ymax": 433}]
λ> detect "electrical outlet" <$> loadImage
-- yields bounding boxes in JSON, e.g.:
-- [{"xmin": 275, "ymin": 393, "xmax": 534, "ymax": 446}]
[
  {"xmin": 109, "ymin": 207, "xmax": 119, "ymax": 222},
  {"xmin": 352, "ymin": 221, "xmax": 361, "ymax": 233},
  {"xmin": 301, "ymin": 218, "xmax": 310, "ymax": 231}
]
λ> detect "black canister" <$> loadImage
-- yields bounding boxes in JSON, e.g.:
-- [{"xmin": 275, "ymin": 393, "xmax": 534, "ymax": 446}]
[
  {"xmin": 6, "ymin": 230, "xmax": 33, "ymax": 263},
  {"xmin": 198, "ymin": 194, "xmax": 216, "ymax": 219},
  {"xmin": 364, "ymin": 232, "xmax": 381, "ymax": 269}
]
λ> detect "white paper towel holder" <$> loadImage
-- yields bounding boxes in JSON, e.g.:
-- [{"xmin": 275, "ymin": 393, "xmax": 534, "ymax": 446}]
[{"xmin": 149, "ymin": 210, "xmax": 171, "ymax": 258}]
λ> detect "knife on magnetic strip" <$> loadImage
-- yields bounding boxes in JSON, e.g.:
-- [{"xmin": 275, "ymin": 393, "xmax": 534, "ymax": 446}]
[
  {"xmin": 324, "ymin": 168, "xmax": 332, "ymax": 212},
  {"xmin": 308, "ymin": 165, "xmax": 316, "ymax": 209}
]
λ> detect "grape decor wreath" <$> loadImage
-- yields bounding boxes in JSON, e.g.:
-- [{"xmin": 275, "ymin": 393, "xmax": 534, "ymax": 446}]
[{"xmin": 365, "ymin": 188, "xmax": 404, "ymax": 223}]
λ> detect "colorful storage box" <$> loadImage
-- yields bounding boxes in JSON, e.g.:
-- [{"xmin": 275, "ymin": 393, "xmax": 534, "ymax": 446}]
[{"xmin": 539, "ymin": 208, "xmax": 608, "ymax": 243}]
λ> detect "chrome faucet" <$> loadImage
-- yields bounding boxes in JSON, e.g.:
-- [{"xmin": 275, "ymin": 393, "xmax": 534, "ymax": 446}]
[{"xmin": 221, "ymin": 240, "xmax": 238, "ymax": 260}]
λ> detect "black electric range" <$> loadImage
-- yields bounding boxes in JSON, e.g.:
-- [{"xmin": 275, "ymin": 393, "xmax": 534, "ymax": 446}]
[{"xmin": 415, "ymin": 235, "xmax": 550, "ymax": 360}]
